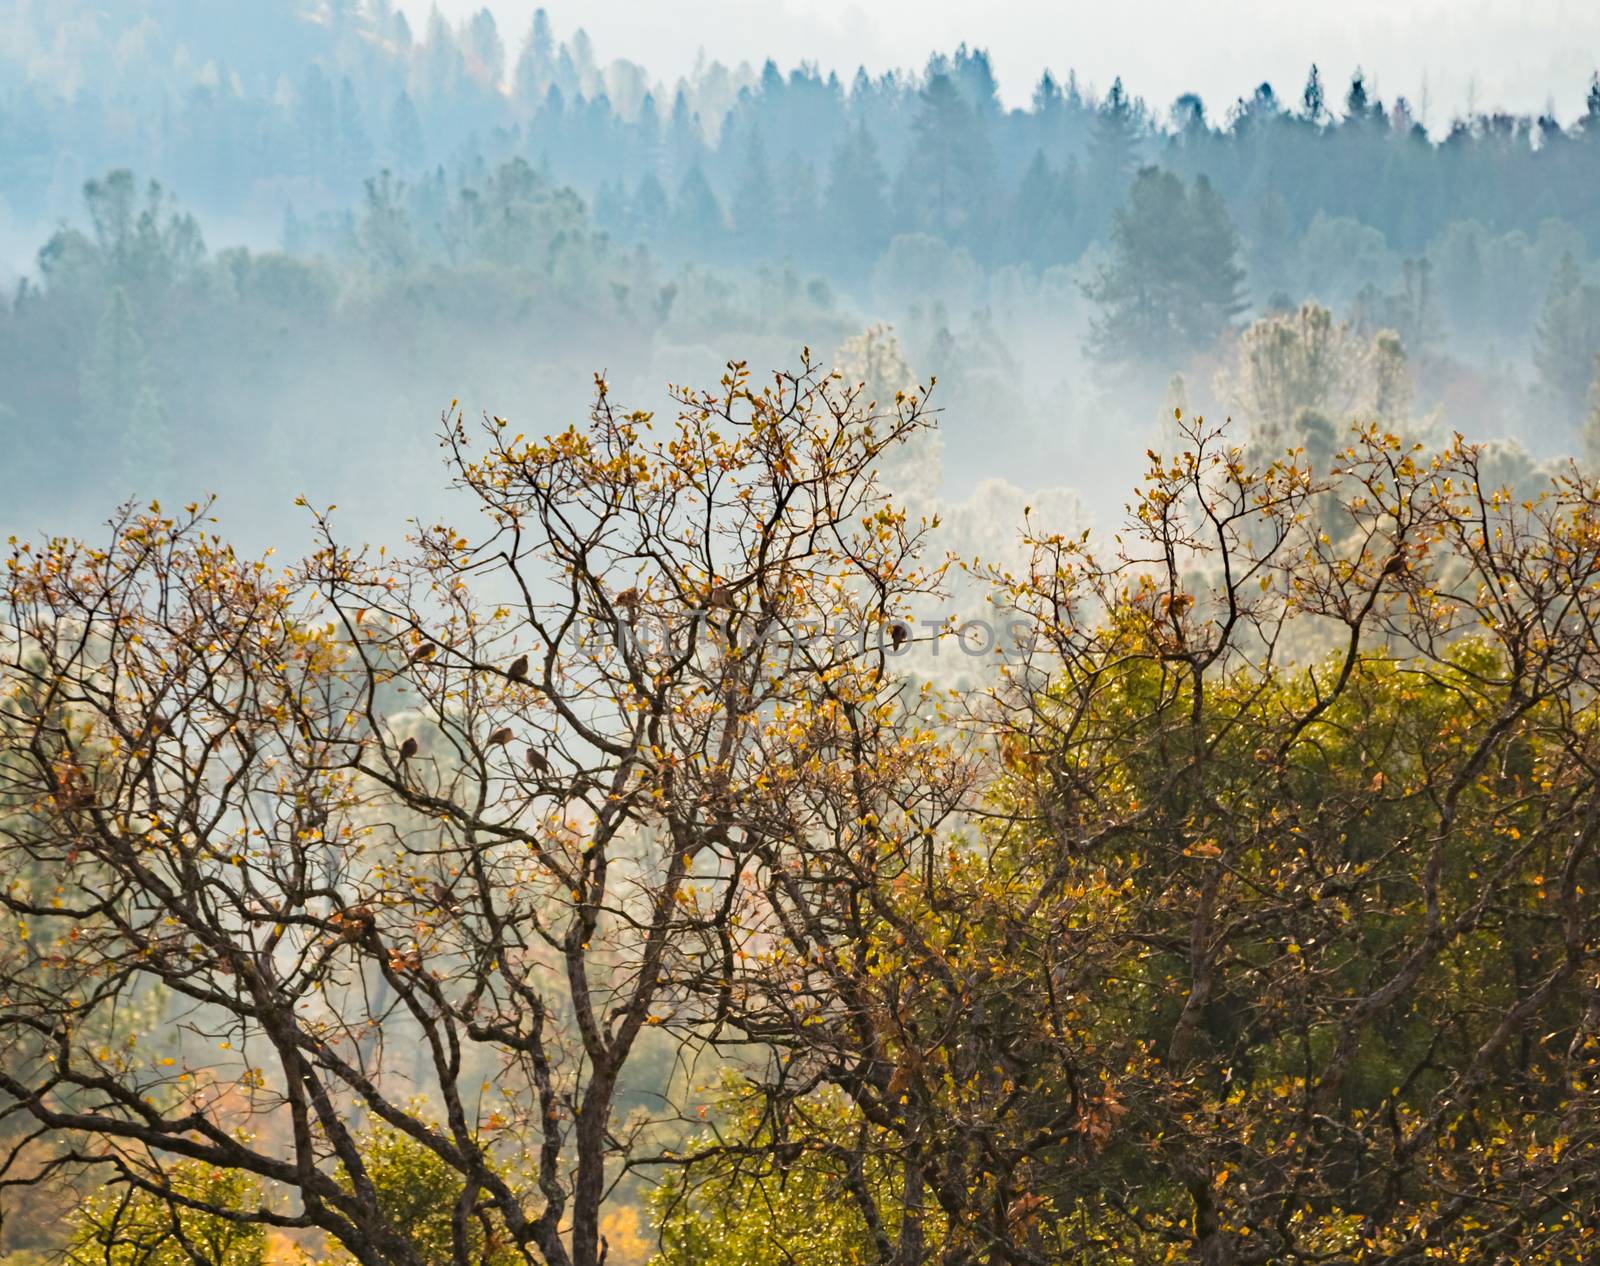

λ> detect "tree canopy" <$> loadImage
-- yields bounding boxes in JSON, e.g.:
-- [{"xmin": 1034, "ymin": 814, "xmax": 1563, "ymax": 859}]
[{"xmin": 5, "ymin": 358, "xmax": 1600, "ymax": 1265}]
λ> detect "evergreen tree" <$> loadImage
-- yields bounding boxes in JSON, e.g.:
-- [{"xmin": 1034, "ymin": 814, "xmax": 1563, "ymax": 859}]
[
  {"xmin": 1179, "ymin": 174, "xmax": 1249, "ymax": 342},
  {"xmin": 951, "ymin": 44, "xmax": 1001, "ymax": 115},
  {"xmin": 1301, "ymin": 63, "xmax": 1326, "ymax": 122},
  {"xmin": 592, "ymin": 178, "xmax": 628, "ymax": 233},
  {"xmin": 386, "ymin": 92, "xmax": 425, "ymax": 169},
  {"xmin": 420, "ymin": 7, "xmax": 465, "ymax": 102},
  {"xmin": 357, "ymin": 170, "xmax": 415, "ymax": 272},
  {"xmin": 1248, "ymin": 188, "xmax": 1294, "ymax": 302},
  {"xmin": 1032, "ymin": 69, "xmax": 1063, "ymax": 115},
  {"xmin": 570, "ymin": 27, "xmax": 596, "ymax": 87},
  {"xmin": 631, "ymin": 171, "xmax": 669, "ymax": 238},
  {"xmin": 1172, "ymin": 93, "xmax": 1207, "ymax": 140},
  {"xmin": 669, "ymin": 167, "xmax": 723, "ymax": 249},
  {"xmin": 296, "ymin": 65, "xmax": 338, "ymax": 180},
  {"xmin": 776, "ymin": 155, "xmax": 821, "ymax": 258},
  {"xmin": 513, "ymin": 9, "xmax": 555, "ymax": 108},
  {"xmin": 533, "ymin": 83, "xmax": 567, "ymax": 158},
  {"xmin": 1084, "ymin": 167, "xmax": 1247, "ymax": 368},
  {"xmin": 391, "ymin": 9, "xmax": 414, "ymax": 54},
  {"xmin": 634, "ymin": 93, "xmax": 662, "ymax": 168},
  {"xmin": 336, "ymin": 77, "xmax": 373, "ymax": 183},
  {"xmin": 1006, "ymin": 150, "xmax": 1078, "ymax": 266},
  {"xmin": 463, "ymin": 7, "xmax": 505, "ymax": 88},
  {"xmin": 731, "ymin": 126, "xmax": 775, "ymax": 254},
  {"xmin": 821, "ymin": 124, "xmax": 891, "ymax": 268},
  {"xmin": 1344, "ymin": 68, "xmax": 1382, "ymax": 126},
  {"xmin": 895, "ymin": 72, "xmax": 992, "ymax": 243},
  {"xmin": 1085, "ymin": 76, "xmax": 1142, "ymax": 231},
  {"xmin": 666, "ymin": 89, "xmax": 703, "ymax": 173}
]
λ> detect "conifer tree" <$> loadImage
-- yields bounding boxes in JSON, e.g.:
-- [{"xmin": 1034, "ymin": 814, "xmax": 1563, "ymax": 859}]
[
  {"xmin": 1301, "ymin": 63, "xmax": 1326, "ymax": 122},
  {"xmin": 632, "ymin": 171, "xmax": 669, "ymax": 238},
  {"xmin": 821, "ymin": 124, "xmax": 890, "ymax": 268},
  {"xmin": 670, "ymin": 167, "xmax": 723, "ymax": 249},
  {"xmin": 385, "ymin": 91, "xmax": 425, "ymax": 169},
  {"xmin": 513, "ymin": 9, "xmax": 555, "ymax": 108},
  {"xmin": 1085, "ymin": 167, "xmax": 1247, "ymax": 367},
  {"xmin": 731, "ymin": 126, "xmax": 775, "ymax": 254}
]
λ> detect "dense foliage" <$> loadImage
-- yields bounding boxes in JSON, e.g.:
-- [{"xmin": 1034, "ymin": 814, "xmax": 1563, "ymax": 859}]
[
  {"xmin": 6, "ymin": 4, "xmax": 1600, "ymax": 270},
  {"xmin": 4, "ymin": 6, "xmax": 1600, "ymax": 1264},
  {"xmin": 3, "ymin": 359, "xmax": 1600, "ymax": 1264}
]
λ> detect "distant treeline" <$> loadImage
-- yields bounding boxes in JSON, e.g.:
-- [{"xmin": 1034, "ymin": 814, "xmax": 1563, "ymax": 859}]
[
  {"xmin": 5, "ymin": 2, "xmax": 1600, "ymax": 539},
  {"xmin": 5, "ymin": 2, "xmax": 1600, "ymax": 278}
]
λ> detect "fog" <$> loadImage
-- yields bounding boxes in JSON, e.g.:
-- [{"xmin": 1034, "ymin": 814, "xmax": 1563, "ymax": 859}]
[
  {"xmin": 5, "ymin": 6, "xmax": 1600, "ymax": 1263},
  {"xmin": 2, "ymin": 0, "xmax": 1598, "ymax": 573}
]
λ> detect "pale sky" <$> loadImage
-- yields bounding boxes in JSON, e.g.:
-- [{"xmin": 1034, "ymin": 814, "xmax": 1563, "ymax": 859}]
[{"xmin": 402, "ymin": 0, "xmax": 1600, "ymax": 126}]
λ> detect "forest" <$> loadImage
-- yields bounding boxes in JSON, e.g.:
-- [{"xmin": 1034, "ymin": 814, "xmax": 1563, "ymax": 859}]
[
  {"xmin": 4, "ymin": 1, "xmax": 1600, "ymax": 541},
  {"xmin": 3, "ymin": 3, "xmax": 1600, "ymax": 1265}
]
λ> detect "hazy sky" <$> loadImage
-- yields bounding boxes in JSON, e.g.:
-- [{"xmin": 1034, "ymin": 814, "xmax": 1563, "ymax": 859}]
[{"xmin": 402, "ymin": 0, "xmax": 1600, "ymax": 125}]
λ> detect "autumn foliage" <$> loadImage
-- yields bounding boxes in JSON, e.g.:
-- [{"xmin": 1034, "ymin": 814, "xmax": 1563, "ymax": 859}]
[{"xmin": 4, "ymin": 363, "xmax": 1600, "ymax": 1266}]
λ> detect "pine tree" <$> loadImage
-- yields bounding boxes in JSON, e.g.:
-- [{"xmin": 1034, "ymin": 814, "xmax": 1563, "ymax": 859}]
[
  {"xmin": 386, "ymin": 92, "xmax": 425, "ymax": 169},
  {"xmin": 731, "ymin": 127, "xmax": 775, "ymax": 254},
  {"xmin": 631, "ymin": 172, "xmax": 669, "ymax": 238},
  {"xmin": 1172, "ymin": 93, "xmax": 1207, "ymax": 140},
  {"xmin": 951, "ymin": 44, "xmax": 1000, "ymax": 115},
  {"xmin": 670, "ymin": 168, "xmax": 723, "ymax": 250},
  {"xmin": 1085, "ymin": 167, "xmax": 1247, "ymax": 368},
  {"xmin": 1344, "ymin": 69, "xmax": 1382, "ymax": 127},
  {"xmin": 296, "ymin": 65, "xmax": 337, "ymax": 180},
  {"xmin": 357, "ymin": 171, "xmax": 415, "ymax": 273},
  {"xmin": 336, "ymin": 78, "xmax": 373, "ymax": 183},
  {"xmin": 1032, "ymin": 70, "xmax": 1062, "ymax": 115},
  {"xmin": 821, "ymin": 124, "xmax": 890, "ymax": 268},
  {"xmin": 1248, "ymin": 188, "xmax": 1294, "ymax": 302},
  {"xmin": 634, "ymin": 93, "xmax": 662, "ymax": 168},
  {"xmin": 463, "ymin": 7, "xmax": 505, "ymax": 89},
  {"xmin": 895, "ymin": 72, "xmax": 992, "ymax": 242},
  {"xmin": 1178, "ymin": 175, "xmax": 1249, "ymax": 342},
  {"xmin": 592, "ymin": 178, "xmax": 628, "ymax": 233},
  {"xmin": 1007, "ymin": 150, "xmax": 1077, "ymax": 267},
  {"xmin": 666, "ymin": 90, "xmax": 703, "ymax": 173},
  {"xmin": 1301, "ymin": 64, "xmax": 1326, "ymax": 123},
  {"xmin": 776, "ymin": 156, "xmax": 820, "ymax": 258},
  {"xmin": 513, "ymin": 9, "xmax": 554, "ymax": 108},
  {"xmin": 421, "ymin": 8, "xmax": 465, "ymax": 101},
  {"xmin": 1085, "ymin": 76, "xmax": 1141, "ymax": 232}
]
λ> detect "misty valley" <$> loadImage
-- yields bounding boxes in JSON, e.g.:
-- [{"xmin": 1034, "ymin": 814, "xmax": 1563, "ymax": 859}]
[{"xmin": 2, "ymin": 4, "xmax": 1600, "ymax": 1266}]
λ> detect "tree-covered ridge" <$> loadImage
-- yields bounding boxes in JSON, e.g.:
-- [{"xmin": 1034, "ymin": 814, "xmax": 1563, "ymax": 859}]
[
  {"xmin": 5, "ymin": 3, "xmax": 1600, "ymax": 271},
  {"xmin": 5, "ymin": 3, "xmax": 1600, "ymax": 539}
]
